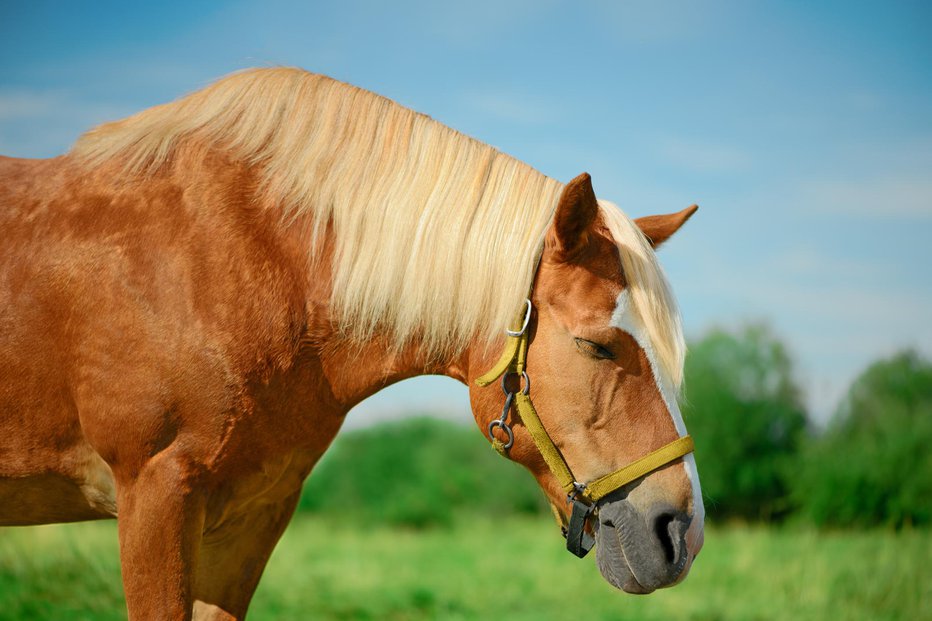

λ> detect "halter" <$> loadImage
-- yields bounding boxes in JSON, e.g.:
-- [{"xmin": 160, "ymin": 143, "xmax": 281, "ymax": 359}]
[{"xmin": 476, "ymin": 298, "xmax": 695, "ymax": 558}]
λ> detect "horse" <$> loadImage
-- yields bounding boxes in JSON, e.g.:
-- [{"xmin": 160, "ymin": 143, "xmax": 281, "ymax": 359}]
[{"xmin": 0, "ymin": 67, "xmax": 704, "ymax": 620}]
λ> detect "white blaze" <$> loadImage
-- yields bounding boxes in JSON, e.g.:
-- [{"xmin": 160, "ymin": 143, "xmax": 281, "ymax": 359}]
[{"xmin": 610, "ymin": 290, "xmax": 705, "ymax": 531}]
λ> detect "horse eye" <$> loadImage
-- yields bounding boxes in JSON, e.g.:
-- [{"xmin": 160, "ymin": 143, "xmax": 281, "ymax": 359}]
[{"xmin": 574, "ymin": 338, "xmax": 615, "ymax": 360}]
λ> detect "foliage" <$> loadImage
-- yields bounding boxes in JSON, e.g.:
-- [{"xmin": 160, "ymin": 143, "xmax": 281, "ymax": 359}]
[
  {"xmin": 1, "ymin": 519, "xmax": 928, "ymax": 621},
  {"xmin": 299, "ymin": 417, "xmax": 547, "ymax": 528},
  {"xmin": 680, "ymin": 324, "xmax": 808, "ymax": 521},
  {"xmin": 793, "ymin": 350, "xmax": 932, "ymax": 527}
]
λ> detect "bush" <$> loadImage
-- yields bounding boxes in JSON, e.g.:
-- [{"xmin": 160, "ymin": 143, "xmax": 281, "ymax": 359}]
[
  {"xmin": 681, "ymin": 324, "xmax": 807, "ymax": 521},
  {"xmin": 298, "ymin": 417, "xmax": 548, "ymax": 528},
  {"xmin": 793, "ymin": 350, "xmax": 932, "ymax": 527}
]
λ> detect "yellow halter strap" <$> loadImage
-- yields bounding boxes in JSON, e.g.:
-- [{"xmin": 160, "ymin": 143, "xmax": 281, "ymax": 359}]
[{"xmin": 476, "ymin": 300, "xmax": 694, "ymax": 557}]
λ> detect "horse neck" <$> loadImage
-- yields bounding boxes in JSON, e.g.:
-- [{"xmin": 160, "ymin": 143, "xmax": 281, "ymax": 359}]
[
  {"xmin": 174, "ymin": 154, "xmax": 496, "ymax": 416},
  {"xmin": 296, "ymin": 225, "xmax": 479, "ymax": 414},
  {"xmin": 310, "ymin": 332, "xmax": 472, "ymax": 413}
]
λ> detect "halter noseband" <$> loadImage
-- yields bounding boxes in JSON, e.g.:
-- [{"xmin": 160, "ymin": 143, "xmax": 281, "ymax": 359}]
[{"xmin": 476, "ymin": 299, "xmax": 695, "ymax": 558}]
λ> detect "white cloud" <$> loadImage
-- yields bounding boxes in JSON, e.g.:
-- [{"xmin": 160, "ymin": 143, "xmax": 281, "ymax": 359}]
[
  {"xmin": 678, "ymin": 243, "xmax": 932, "ymax": 423},
  {"xmin": 593, "ymin": 0, "xmax": 730, "ymax": 44},
  {"xmin": 416, "ymin": 0, "xmax": 560, "ymax": 46},
  {"xmin": 768, "ymin": 246, "xmax": 885, "ymax": 280},
  {"xmin": 461, "ymin": 90, "xmax": 559, "ymax": 125},
  {"xmin": 657, "ymin": 138, "xmax": 752, "ymax": 173},
  {"xmin": 0, "ymin": 88, "xmax": 136, "ymax": 157},
  {"xmin": 0, "ymin": 91, "xmax": 61, "ymax": 120},
  {"xmin": 803, "ymin": 174, "xmax": 932, "ymax": 219}
]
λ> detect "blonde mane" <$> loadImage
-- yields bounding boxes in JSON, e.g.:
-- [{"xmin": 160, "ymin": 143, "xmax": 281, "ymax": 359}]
[{"xmin": 72, "ymin": 67, "xmax": 683, "ymax": 381}]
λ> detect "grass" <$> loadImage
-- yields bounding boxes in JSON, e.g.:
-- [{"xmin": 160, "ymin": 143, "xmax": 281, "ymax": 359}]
[{"xmin": 0, "ymin": 517, "xmax": 928, "ymax": 620}]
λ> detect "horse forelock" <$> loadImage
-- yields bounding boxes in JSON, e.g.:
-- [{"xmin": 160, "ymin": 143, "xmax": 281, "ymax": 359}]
[{"xmin": 598, "ymin": 200, "xmax": 686, "ymax": 389}]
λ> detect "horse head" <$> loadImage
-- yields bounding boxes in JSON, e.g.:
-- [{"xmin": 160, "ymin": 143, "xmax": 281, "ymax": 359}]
[{"xmin": 468, "ymin": 173, "xmax": 703, "ymax": 593}]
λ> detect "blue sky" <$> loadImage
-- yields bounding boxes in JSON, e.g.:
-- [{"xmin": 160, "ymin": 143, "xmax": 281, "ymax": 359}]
[{"xmin": 2, "ymin": 1, "xmax": 929, "ymax": 425}]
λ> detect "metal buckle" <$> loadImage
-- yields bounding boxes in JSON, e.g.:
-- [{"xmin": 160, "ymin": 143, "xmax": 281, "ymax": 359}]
[
  {"xmin": 567, "ymin": 481, "xmax": 588, "ymax": 503},
  {"xmin": 505, "ymin": 299, "xmax": 532, "ymax": 337}
]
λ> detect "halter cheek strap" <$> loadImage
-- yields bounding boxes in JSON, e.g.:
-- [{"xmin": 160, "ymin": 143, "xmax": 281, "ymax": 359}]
[{"xmin": 476, "ymin": 300, "xmax": 694, "ymax": 558}]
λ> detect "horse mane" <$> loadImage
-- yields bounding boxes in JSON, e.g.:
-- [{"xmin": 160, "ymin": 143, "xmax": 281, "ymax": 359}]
[{"xmin": 72, "ymin": 67, "xmax": 683, "ymax": 383}]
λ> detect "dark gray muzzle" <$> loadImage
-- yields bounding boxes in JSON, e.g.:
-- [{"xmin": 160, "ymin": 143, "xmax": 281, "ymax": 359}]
[{"xmin": 594, "ymin": 498, "xmax": 691, "ymax": 593}]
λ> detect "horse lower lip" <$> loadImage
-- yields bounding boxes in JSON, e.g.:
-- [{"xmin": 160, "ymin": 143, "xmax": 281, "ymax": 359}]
[{"xmin": 595, "ymin": 520, "xmax": 654, "ymax": 594}]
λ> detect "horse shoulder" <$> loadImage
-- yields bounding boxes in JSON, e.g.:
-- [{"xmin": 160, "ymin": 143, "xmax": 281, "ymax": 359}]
[{"xmin": 0, "ymin": 154, "xmax": 330, "ymax": 524}]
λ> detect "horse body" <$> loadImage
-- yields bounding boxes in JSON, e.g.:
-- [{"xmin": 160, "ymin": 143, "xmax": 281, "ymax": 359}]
[
  {"xmin": 0, "ymin": 150, "xmax": 331, "ymax": 612},
  {"xmin": 0, "ymin": 68, "xmax": 704, "ymax": 620}
]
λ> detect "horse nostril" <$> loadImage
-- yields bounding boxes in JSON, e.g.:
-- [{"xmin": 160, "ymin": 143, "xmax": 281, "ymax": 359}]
[{"xmin": 653, "ymin": 512, "xmax": 677, "ymax": 564}]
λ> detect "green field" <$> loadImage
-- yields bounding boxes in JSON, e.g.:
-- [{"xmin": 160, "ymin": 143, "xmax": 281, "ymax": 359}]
[{"xmin": 0, "ymin": 517, "xmax": 928, "ymax": 620}]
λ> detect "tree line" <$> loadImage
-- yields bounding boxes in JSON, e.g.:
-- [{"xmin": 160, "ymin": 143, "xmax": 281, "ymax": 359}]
[
  {"xmin": 301, "ymin": 325, "xmax": 932, "ymax": 529},
  {"xmin": 686, "ymin": 325, "xmax": 931, "ymax": 528}
]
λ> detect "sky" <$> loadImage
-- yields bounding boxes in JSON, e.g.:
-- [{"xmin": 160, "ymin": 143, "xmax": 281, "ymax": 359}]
[{"xmin": 1, "ymin": 1, "xmax": 929, "ymax": 426}]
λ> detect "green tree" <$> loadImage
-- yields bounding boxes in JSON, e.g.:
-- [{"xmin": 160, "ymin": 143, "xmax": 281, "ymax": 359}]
[
  {"xmin": 682, "ymin": 324, "xmax": 807, "ymax": 521},
  {"xmin": 794, "ymin": 349, "xmax": 932, "ymax": 527},
  {"xmin": 299, "ymin": 417, "xmax": 547, "ymax": 528}
]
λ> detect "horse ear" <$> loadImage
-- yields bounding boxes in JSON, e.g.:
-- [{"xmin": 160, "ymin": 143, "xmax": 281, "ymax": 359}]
[
  {"xmin": 547, "ymin": 172, "xmax": 599, "ymax": 259},
  {"xmin": 635, "ymin": 204, "xmax": 698, "ymax": 249}
]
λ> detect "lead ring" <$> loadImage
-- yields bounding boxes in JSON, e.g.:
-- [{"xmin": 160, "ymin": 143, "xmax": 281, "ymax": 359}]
[
  {"xmin": 501, "ymin": 371, "xmax": 530, "ymax": 396},
  {"xmin": 488, "ymin": 419, "xmax": 515, "ymax": 450}
]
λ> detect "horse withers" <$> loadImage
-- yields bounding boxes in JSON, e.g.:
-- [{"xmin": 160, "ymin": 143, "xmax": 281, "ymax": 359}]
[{"xmin": 0, "ymin": 68, "xmax": 703, "ymax": 620}]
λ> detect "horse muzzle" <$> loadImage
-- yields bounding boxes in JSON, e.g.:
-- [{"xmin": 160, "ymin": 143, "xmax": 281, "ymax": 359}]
[{"xmin": 594, "ymin": 498, "xmax": 696, "ymax": 594}]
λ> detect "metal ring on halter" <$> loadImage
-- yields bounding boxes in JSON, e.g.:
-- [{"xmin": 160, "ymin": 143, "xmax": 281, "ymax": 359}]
[
  {"xmin": 505, "ymin": 299, "xmax": 532, "ymax": 337},
  {"xmin": 488, "ymin": 392, "xmax": 515, "ymax": 449},
  {"xmin": 500, "ymin": 371, "xmax": 530, "ymax": 396},
  {"xmin": 487, "ymin": 419, "xmax": 514, "ymax": 450}
]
